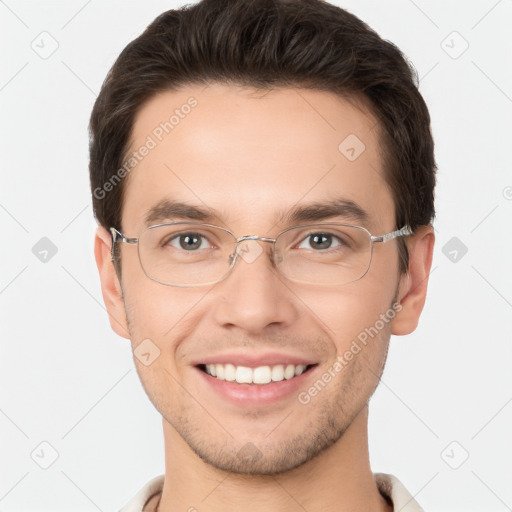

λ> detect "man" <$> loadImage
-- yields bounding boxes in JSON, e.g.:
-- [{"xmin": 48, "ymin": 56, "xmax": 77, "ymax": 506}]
[{"xmin": 90, "ymin": 0, "xmax": 435, "ymax": 510}]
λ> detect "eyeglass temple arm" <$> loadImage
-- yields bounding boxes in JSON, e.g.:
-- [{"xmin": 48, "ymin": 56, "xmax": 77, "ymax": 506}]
[
  {"xmin": 109, "ymin": 228, "xmax": 138, "ymax": 262},
  {"xmin": 109, "ymin": 227, "xmax": 138, "ymax": 245},
  {"xmin": 371, "ymin": 225, "xmax": 413, "ymax": 244}
]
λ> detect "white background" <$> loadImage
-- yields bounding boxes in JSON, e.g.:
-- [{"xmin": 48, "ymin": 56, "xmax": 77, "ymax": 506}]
[{"xmin": 1, "ymin": 1, "xmax": 511, "ymax": 511}]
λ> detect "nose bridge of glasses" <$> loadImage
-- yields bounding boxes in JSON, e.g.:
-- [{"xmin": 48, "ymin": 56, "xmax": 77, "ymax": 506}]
[
  {"xmin": 236, "ymin": 235, "xmax": 276, "ymax": 244},
  {"xmin": 227, "ymin": 234, "xmax": 279, "ymax": 268}
]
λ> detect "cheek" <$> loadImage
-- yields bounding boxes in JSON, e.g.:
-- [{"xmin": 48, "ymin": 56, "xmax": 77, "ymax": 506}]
[
  {"xmin": 122, "ymin": 276, "xmax": 214, "ymax": 359},
  {"xmin": 122, "ymin": 283, "xmax": 201, "ymax": 415},
  {"xmin": 122, "ymin": 258, "xmax": 178, "ymax": 332},
  {"xmin": 299, "ymin": 280, "xmax": 396, "ymax": 342}
]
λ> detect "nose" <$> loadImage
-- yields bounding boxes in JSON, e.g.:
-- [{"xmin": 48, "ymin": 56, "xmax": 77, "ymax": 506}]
[{"xmin": 212, "ymin": 239, "xmax": 299, "ymax": 335}]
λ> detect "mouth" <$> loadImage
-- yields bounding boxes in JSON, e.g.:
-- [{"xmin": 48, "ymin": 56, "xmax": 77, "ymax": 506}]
[{"xmin": 196, "ymin": 363, "xmax": 318, "ymax": 385}]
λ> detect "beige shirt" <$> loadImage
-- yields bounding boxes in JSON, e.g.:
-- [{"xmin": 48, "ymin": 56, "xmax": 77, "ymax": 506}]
[{"xmin": 119, "ymin": 473, "xmax": 425, "ymax": 511}]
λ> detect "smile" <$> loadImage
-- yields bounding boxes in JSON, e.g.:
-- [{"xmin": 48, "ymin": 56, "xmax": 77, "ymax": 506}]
[{"xmin": 200, "ymin": 363, "xmax": 314, "ymax": 385}]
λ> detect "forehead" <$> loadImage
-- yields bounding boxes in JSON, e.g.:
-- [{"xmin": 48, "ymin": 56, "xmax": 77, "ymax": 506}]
[{"xmin": 121, "ymin": 83, "xmax": 394, "ymax": 233}]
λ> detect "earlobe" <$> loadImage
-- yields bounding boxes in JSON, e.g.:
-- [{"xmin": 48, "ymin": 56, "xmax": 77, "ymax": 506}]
[
  {"xmin": 94, "ymin": 226, "xmax": 131, "ymax": 340},
  {"xmin": 391, "ymin": 225, "xmax": 435, "ymax": 336}
]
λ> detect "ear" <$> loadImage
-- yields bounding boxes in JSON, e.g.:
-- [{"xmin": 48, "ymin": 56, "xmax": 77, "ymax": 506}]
[
  {"xmin": 94, "ymin": 226, "xmax": 131, "ymax": 340},
  {"xmin": 391, "ymin": 225, "xmax": 435, "ymax": 335}
]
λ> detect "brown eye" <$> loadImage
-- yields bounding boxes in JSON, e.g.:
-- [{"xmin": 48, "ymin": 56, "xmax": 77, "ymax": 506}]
[
  {"xmin": 166, "ymin": 232, "xmax": 208, "ymax": 251},
  {"xmin": 298, "ymin": 233, "xmax": 342, "ymax": 250}
]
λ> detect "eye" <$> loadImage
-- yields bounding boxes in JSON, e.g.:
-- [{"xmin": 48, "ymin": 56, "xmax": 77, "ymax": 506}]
[
  {"xmin": 297, "ymin": 232, "xmax": 342, "ymax": 251},
  {"xmin": 166, "ymin": 232, "xmax": 211, "ymax": 251}
]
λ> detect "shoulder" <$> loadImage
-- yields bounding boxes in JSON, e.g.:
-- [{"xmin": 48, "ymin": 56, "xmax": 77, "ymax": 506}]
[
  {"xmin": 374, "ymin": 472, "xmax": 426, "ymax": 512},
  {"xmin": 119, "ymin": 475, "xmax": 164, "ymax": 512}
]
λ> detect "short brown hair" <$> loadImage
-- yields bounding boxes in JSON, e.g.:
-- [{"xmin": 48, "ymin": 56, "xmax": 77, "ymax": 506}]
[{"xmin": 89, "ymin": 0, "xmax": 436, "ymax": 276}]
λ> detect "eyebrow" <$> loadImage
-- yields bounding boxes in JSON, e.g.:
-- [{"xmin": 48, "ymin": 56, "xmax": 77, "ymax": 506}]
[
  {"xmin": 143, "ymin": 197, "xmax": 370, "ymax": 227},
  {"xmin": 144, "ymin": 199, "xmax": 214, "ymax": 225},
  {"xmin": 282, "ymin": 198, "xmax": 369, "ymax": 225}
]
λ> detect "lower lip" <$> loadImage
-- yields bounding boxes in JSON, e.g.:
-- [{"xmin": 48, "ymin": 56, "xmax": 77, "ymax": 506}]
[{"xmin": 194, "ymin": 365, "xmax": 318, "ymax": 407}]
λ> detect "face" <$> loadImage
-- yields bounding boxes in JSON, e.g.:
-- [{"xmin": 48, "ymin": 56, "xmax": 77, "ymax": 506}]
[{"xmin": 99, "ymin": 84, "xmax": 421, "ymax": 475}]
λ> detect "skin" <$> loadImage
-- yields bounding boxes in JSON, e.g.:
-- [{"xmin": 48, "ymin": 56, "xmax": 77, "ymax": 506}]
[{"xmin": 95, "ymin": 84, "xmax": 434, "ymax": 511}]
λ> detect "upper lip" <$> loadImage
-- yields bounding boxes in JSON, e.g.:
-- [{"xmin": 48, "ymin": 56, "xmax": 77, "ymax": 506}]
[{"xmin": 193, "ymin": 352, "xmax": 318, "ymax": 368}]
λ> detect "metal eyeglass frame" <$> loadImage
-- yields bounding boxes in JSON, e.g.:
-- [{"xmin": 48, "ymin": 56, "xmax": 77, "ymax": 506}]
[{"xmin": 109, "ymin": 223, "xmax": 413, "ymax": 287}]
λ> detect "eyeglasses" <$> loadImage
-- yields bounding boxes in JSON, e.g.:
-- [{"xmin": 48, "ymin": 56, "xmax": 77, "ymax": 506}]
[{"xmin": 110, "ymin": 222, "xmax": 413, "ymax": 287}]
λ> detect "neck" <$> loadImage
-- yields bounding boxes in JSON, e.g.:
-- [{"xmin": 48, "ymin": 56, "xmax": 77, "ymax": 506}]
[{"xmin": 157, "ymin": 405, "xmax": 392, "ymax": 512}]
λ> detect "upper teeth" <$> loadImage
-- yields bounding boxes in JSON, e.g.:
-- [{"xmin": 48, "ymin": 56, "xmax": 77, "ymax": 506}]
[{"xmin": 205, "ymin": 364, "xmax": 308, "ymax": 384}]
